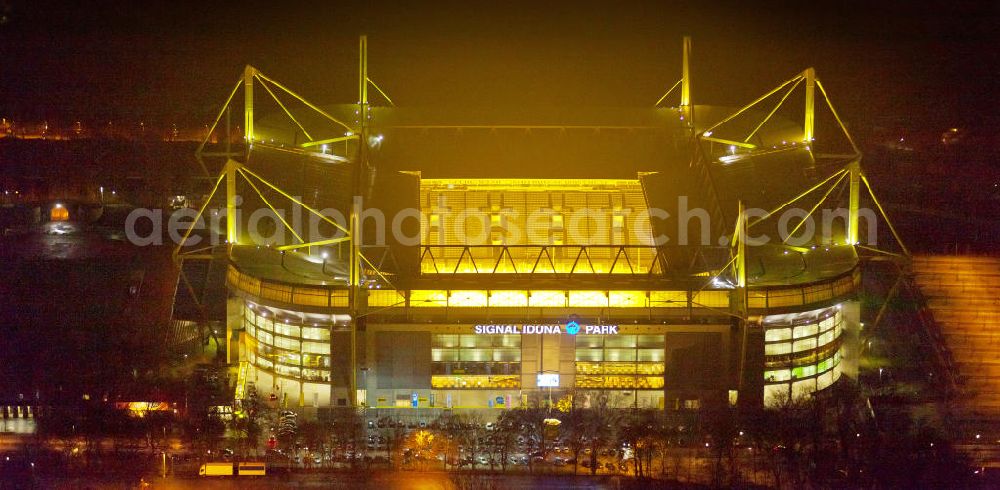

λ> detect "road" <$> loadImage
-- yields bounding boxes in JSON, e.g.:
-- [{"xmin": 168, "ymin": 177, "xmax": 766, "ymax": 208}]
[{"xmin": 35, "ymin": 472, "xmax": 628, "ymax": 489}]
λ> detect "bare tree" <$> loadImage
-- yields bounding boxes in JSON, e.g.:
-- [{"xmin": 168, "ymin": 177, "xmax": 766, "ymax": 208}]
[
  {"xmin": 490, "ymin": 411, "xmax": 519, "ymax": 472},
  {"xmin": 561, "ymin": 405, "xmax": 587, "ymax": 475},
  {"xmin": 510, "ymin": 407, "xmax": 547, "ymax": 473},
  {"xmin": 329, "ymin": 408, "xmax": 364, "ymax": 469}
]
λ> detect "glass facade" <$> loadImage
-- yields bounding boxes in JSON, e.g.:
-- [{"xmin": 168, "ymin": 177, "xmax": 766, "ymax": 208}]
[
  {"xmin": 762, "ymin": 305, "xmax": 844, "ymax": 405},
  {"xmin": 237, "ymin": 292, "xmax": 849, "ymax": 409},
  {"xmin": 430, "ymin": 334, "xmax": 521, "ymax": 389},
  {"xmin": 575, "ymin": 334, "xmax": 665, "ymax": 389},
  {"xmin": 244, "ymin": 303, "xmax": 334, "ymax": 383}
]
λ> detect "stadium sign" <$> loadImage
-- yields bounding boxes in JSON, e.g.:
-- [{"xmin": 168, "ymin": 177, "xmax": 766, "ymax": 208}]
[{"xmin": 474, "ymin": 321, "xmax": 618, "ymax": 335}]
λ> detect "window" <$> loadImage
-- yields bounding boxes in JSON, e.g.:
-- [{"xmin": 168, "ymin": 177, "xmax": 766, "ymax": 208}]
[
  {"xmin": 493, "ymin": 349, "xmax": 520, "ymax": 362},
  {"xmin": 817, "ymin": 330, "xmax": 835, "ymax": 347},
  {"xmin": 816, "ymin": 369, "xmax": 834, "ymax": 390},
  {"xmin": 764, "ymin": 384, "xmax": 789, "ymax": 406},
  {"xmin": 765, "ymin": 342, "xmax": 792, "ymax": 356},
  {"xmin": 302, "ymin": 368, "xmax": 330, "ymax": 382},
  {"xmin": 569, "ymin": 290, "xmax": 608, "ymax": 307},
  {"xmin": 273, "ymin": 322, "xmax": 300, "ymax": 339},
  {"xmin": 302, "ymin": 341, "xmax": 329, "ymax": 355},
  {"xmin": 609, "ymin": 291, "xmax": 646, "ymax": 308},
  {"xmin": 575, "ymin": 335, "xmax": 664, "ymax": 390},
  {"xmin": 791, "ymin": 364, "xmax": 816, "ymax": 379},
  {"xmin": 793, "ymin": 323, "xmax": 818, "ymax": 339},
  {"xmin": 273, "ymin": 336, "xmax": 298, "ymax": 351},
  {"xmin": 765, "ymin": 328, "xmax": 792, "ymax": 342},
  {"xmin": 431, "ymin": 334, "xmax": 521, "ymax": 389},
  {"xmin": 604, "ymin": 335, "xmax": 637, "ymax": 349},
  {"xmin": 432, "ymin": 334, "xmax": 460, "ymax": 348},
  {"xmin": 612, "ymin": 215, "xmax": 624, "ymax": 230},
  {"xmin": 820, "ymin": 316, "xmax": 834, "ymax": 332},
  {"xmin": 275, "ymin": 365, "xmax": 300, "ymax": 378},
  {"xmin": 490, "ymin": 290, "xmax": 528, "ymax": 307},
  {"xmin": 551, "ymin": 214, "xmax": 564, "ymax": 229},
  {"xmin": 792, "ymin": 338, "xmax": 817, "ymax": 353},
  {"xmin": 301, "ymin": 326, "xmax": 330, "ymax": 341},
  {"xmin": 258, "ymin": 315, "xmax": 274, "ymax": 332},
  {"xmin": 449, "ymin": 290, "xmax": 488, "ymax": 307},
  {"xmin": 431, "ymin": 375, "xmax": 519, "ymax": 390},
  {"xmin": 410, "ymin": 290, "xmax": 448, "ymax": 307},
  {"xmin": 432, "ymin": 348, "xmax": 460, "ymax": 362},
  {"xmin": 637, "ymin": 335, "xmax": 664, "ymax": 349},
  {"xmin": 649, "ymin": 290, "xmax": 687, "ymax": 307},
  {"xmin": 529, "ymin": 290, "xmax": 565, "ymax": 307},
  {"xmin": 637, "ymin": 349, "xmax": 664, "ymax": 362},
  {"xmin": 792, "ymin": 378, "xmax": 816, "ymax": 399}
]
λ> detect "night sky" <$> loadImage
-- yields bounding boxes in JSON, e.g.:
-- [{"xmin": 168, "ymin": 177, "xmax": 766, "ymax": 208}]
[{"xmin": 1, "ymin": 0, "xmax": 998, "ymax": 132}]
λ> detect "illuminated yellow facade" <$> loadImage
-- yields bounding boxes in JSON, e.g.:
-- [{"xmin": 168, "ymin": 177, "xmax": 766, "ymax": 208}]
[
  {"xmin": 419, "ymin": 178, "xmax": 657, "ymax": 274},
  {"xmin": 175, "ymin": 35, "xmax": 885, "ymax": 417}
]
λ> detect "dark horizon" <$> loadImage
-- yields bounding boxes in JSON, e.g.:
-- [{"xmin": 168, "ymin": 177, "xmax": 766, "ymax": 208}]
[{"xmin": 1, "ymin": 0, "xmax": 998, "ymax": 132}]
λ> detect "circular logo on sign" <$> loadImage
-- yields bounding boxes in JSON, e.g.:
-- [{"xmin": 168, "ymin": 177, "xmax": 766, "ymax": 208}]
[{"xmin": 565, "ymin": 320, "xmax": 580, "ymax": 335}]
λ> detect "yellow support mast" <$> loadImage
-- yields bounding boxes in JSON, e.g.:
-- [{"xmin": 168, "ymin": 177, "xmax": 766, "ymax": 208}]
[
  {"xmin": 244, "ymin": 65, "xmax": 255, "ymax": 146},
  {"xmin": 803, "ymin": 67, "xmax": 815, "ymax": 143},
  {"xmin": 233, "ymin": 65, "xmax": 255, "ymax": 246},
  {"xmin": 680, "ymin": 36, "xmax": 692, "ymax": 124},
  {"xmin": 733, "ymin": 201, "xmax": 750, "ymax": 397},
  {"xmin": 847, "ymin": 160, "xmax": 861, "ymax": 245},
  {"xmin": 349, "ymin": 35, "xmax": 369, "ymax": 408},
  {"xmin": 225, "ymin": 160, "xmax": 239, "ymax": 244}
]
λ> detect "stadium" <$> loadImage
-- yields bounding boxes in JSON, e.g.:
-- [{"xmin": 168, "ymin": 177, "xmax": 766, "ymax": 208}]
[{"xmin": 175, "ymin": 36, "xmax": 905, "ymax": 420}]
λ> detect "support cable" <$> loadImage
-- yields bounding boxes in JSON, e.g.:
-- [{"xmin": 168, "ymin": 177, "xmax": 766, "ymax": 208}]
[
  {"xmin": 195, "ymin": 79, "xmax": 243, "ymax": 176},
  {"xmin": 254, "ymin": 74, "xmax": 314, "ymax": 141}
]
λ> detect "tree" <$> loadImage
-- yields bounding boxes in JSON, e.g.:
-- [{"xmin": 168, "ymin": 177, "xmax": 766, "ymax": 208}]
[
  {"xmin": 329, "ymin": 408, "xmax": 365, "ymax": 469},
  {"xmin": 618, "ymin": 410, "xmax": 662, "ymax": 479},
  {"xmin": 297, "ymin": 420, "xmax": 329, "ymax": 467},
  {"xmin": 579, "ymin": 393, "xmax": 619, "ymax": 476},
  {"xmin": 702, "ymin": 403, "xmax": 738, "ymax": 487},
  {"xmin": 186, "ymin": 413, "xmax": 226, "ymax": 456},
  {"xmin": 376, "ymin": 415, "xmax": 405, "ymax": 468},
  {"xmin": 232, "ymin": 386, "xmax": 263, "ymax": 457},
  {"xmin": 463, "ymin": 413, "xmax": 488, "ymax": 469},
  {"xmin": 138, "ymin": 409, "xmax": 175, "ymax": 454},
  {"xmin": 490, "ymin": 411, "xmax": 520, "ymax": 472},
  {"xmin": 741, "ymin": 394, "xmax": 818, "ymax": 488},
  {"xmin": 561, "ymin": 407, "xmax": 587, "ymax": 475},
  {"xmin": 511, "ymin": 408, "xmax": 547, "ymax": 473},
  {"xmin": 435, "ymin": 412, "xmax": 462, "ymax": 470}
]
